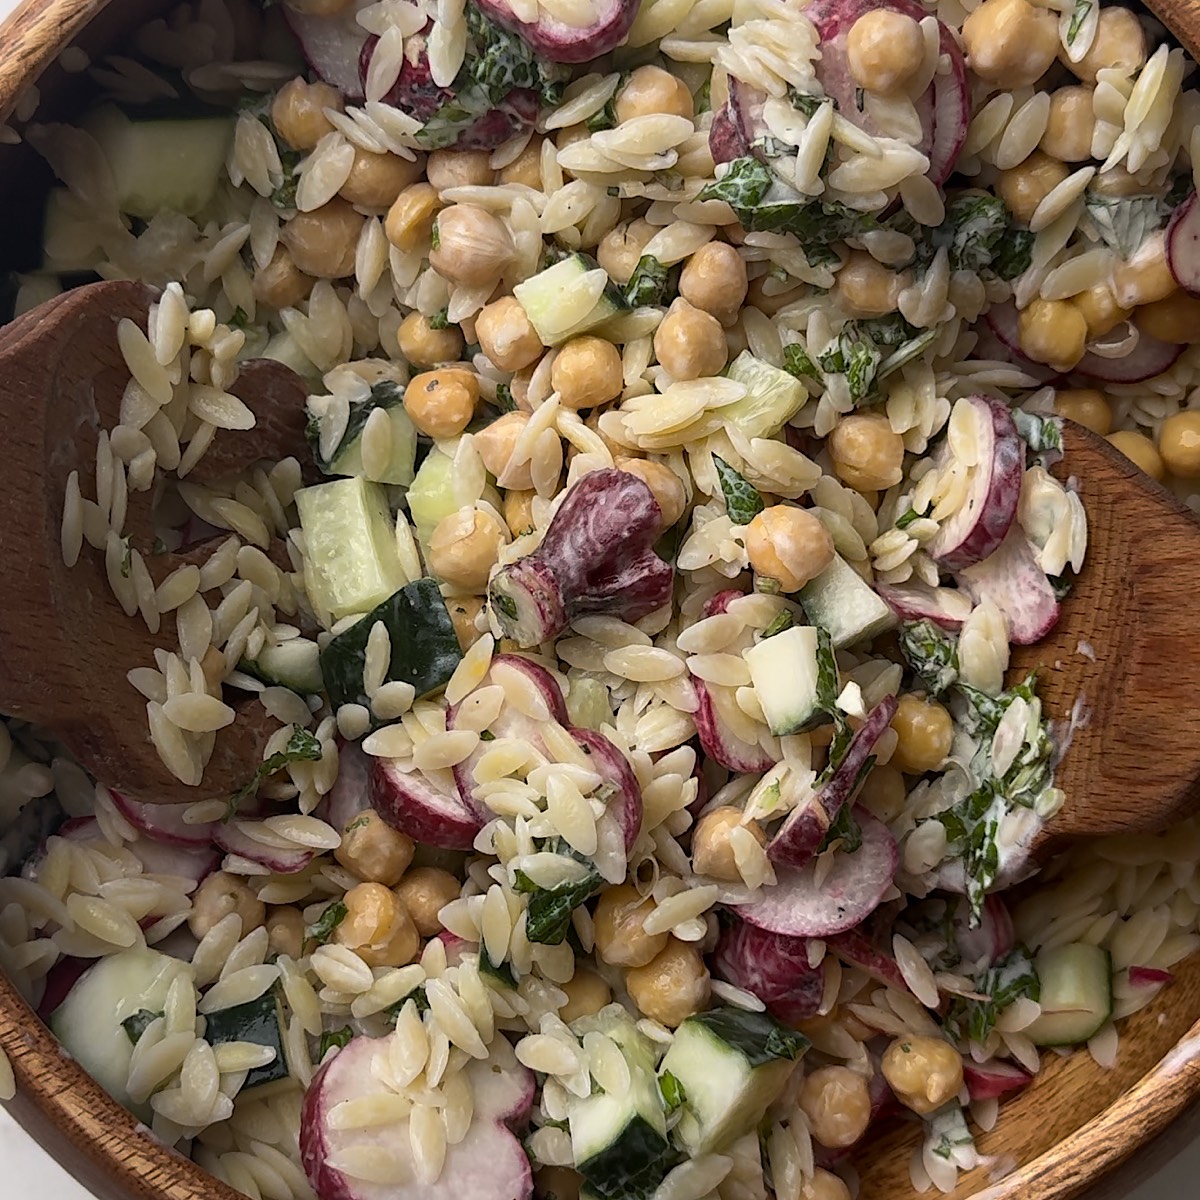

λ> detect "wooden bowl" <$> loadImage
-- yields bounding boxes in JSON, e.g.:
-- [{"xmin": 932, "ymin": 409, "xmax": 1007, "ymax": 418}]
[{"xmin": 2, "ymin": 1, "xmax": 1200, "ymax": 1198}]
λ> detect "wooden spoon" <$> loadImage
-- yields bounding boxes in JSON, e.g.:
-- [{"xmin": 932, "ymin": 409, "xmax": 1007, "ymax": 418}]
[
  {"xmin": 0, "ymin": 280, "xmax": 311, "ymax": 805},
  {"xmin": 1008, "ymin": 419, "xmax": 1200, "ymax": 860}
]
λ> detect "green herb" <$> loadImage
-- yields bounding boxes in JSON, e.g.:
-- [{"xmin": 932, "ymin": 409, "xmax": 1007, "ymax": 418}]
[
  {"xmin": 899, "ymin": 620, "xmax": 960, "ymax": 697},
  {"xmin": 429, "ymin": 308, "xmax": 450, "ymax": 330},
  {"xmin": 495, "ymin": 382, "xmax": 516, "ymax": 413},
  {"xmin": 819, "ymin": 329, "xmax": 882, "ymax": 406},
  {"xmin": 228, "ymin": 306, "xmax": 249, "ymax": 330},
  {"xmin": 514, "ymin": 865, "xmax": 603, "ymax": 945},
  {"xmin": 782, "ymin": 342, "xmax": 821, "ymax": 382},
  {"xmin": 430, "ymin": 219, "xmax": 441, "ymax": 250},
  {"xmin": 270, "ymin": 146, "xmax": 302, "ymax": 209},
  {"xmin": 586, "ymin": 95, "xmax": 618, "ymax": 133},
  {"xmin": 928, "ymin": 1104, "xmax": 975, "ymax": 1160},
  {"xmin": 944, "ymin": 948, "xmax": 1040, "ymax": 1044},
  {"xmin": 318, "ymin": 1027, "xmax": 354, "ymax": 1058},
  {"xmin": 761, "ymin": 610, "xmax": 794, "ymax": 639},
  {"xmin": 480, "ymin": 946, "xmax": 517, "ymax": 989},
  {"xmin": 492, "ymin": 591, "xmax": 518, "ymax": 622},
  {"xmin": 479, "ymin": 728, "xmax": 497, "ymax": 741},
  {"xmin": 812, "ymin": 626, "xmax": 853, "ymax": 777},
  {"xmin": 624, "ymin": 255, "xmax": 679, "ymax": 307},
  {"xmin": 878, "ymin": 328, "xmax": 939, "ymax": 382},
  {"xmin": 345, "ymin": 814, "xmax": 371, "ymax": 832},
  {"xmin": 388, "ymin": 986, "xmax": 430, "ymax": 1019},
  {"xmin": 1012, "ymin": 410, "xmax": 1064, "ymax": 456},
  {"xmin": 120, "ymin": 538, "xmax": 132, "ymax": 578},
  {"xmin": 307, "ymin": 378, "xmax": 407, "ymax": 473},
  {"xmin": 819, "ymin": 801, "xmax": 864, "ymax": 853},
  {"xmin": 659, "ymin": 1070, "xmax": 686, "ymax": 1112},
  {"xmin": 926, "ymin": 194, "xmax": 1010, "ymax": 274},
  {"xmin": 696, "ymin": 78, "xmax": 711, "ymax": 115},
  {"xmin": 227, "ymin": 726, "xmax": 322, "ymax": 818},
  {"xmin": 895, "ymin": 507, "xmax": 922, "ymax": 530},
  {"xmin": 993, "ymin": 227, "xmax": 1035, "ymax": 280},
  {"xmin": 712, "ymin": 454, "xmax": 765, "ymax": 526},
  {"xmin": 1084, "ymin": 193, "xmax": 1164, "ymax": 260},
  {"xmin": 1066, "ymin": 0, "xmax": 1093, "ymax": 45},
  {"xmin": 308, "ymin": 900, "xmax": 347, "ymax": 945},
  {"xmin": 786, "ymin": 90, "xmax": 827, "ymax": 119},
  {"xmin": 857, "ymin": 313, "xmax": 920, "ymax": 347},
  {"xmin": 121, "ymin": 1009, "xmax": 164, "ymax": 1045}
]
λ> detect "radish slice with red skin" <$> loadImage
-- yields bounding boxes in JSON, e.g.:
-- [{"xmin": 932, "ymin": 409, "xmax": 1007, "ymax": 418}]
[
  {"xmin": 438, "ymin": 930, "xmax": 471, "ymax": 965},
  {"xmin": 692, "ymin": 676, "xmax": 777, "ymax": 774},
  {"xmin": 322, "ymin": 739, "xmax": 372, "ymax": 836},
  {"xmin": 955, "ymin": 526, "xmax": 1060, "ymax": 645},
  {"xmin": 876, "ymin": 582, "xmax": 973, "ymax": 631},
  {"xmin": 57, "ymin": 815, "xmax": 221, "ymax": 885},
  {"xmin": 109, "ymin": 790, "xmax": 217, "ymax": 849},
  {"xmin": 37, "ymin": 956, "xmax": 91, "ymax": 1019},
  {"xmin": 473, "ymin": 0, "xmax": 640, "ymax": 63},
  {"xmin": 300, "ymin": 1034, "xmax": 534, "ymax": 1200},
  {"xmin": 952, "ymin": 893, "xmax": 1015, "ymax": 966},
  {"xmin": 733, "ymin": 808, "xmax": 899, "ymax": 938},
  {"xmin": 284, "ymin": 3, "xmax": 369, "ymax": 100},
  {"xmin": 570, "ymin": 727, "xmax": 643, "ymax": 853},
  {"xmin": 767, "ymin": 696, "xmax": 898, "ymax": 870},
  {"xmin": 1073, "ymin": 332, "xmax": 1184, "ymax": 384},
  {"xmin": 709, "ymin": 101, "xmax": 751, "ymax": 165},
  {"xmin": 1128, "ymin": 965, "xmax": 1175, "ymax": 988},
  {"xmin": 370, "ymin": 758, "xmax": 483, "ymax": 851},
  {"xmin": 927, "ymin": 394, "xmax": 1023, "ymax": 573},
  {"xmin": 1166, "ymin": 191, "xmax": 1200, "ymax": 295},
  {"xmin": 825, "ymin": 927, "xmax": 911, "ymax": 993},
  {"xmin": 213, "ymin": 822, "xmax": 315, "ymax": 874},
  {"xmin": 963, "ymin": 1060, "xmax": 1033, "ymax": 1101},
  {"xmin": 713, "ymin": 919, "xmax": 826, "ymax": 1023}
]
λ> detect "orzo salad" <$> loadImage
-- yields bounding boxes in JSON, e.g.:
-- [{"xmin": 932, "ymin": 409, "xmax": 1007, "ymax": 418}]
[{"xmin": 2, "ymin": 0, "xmax": 1200, "ymax": 1196}]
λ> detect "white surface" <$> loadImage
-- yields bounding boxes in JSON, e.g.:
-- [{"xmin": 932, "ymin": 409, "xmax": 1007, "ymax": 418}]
[{"xmin": 0, "ymin": 0, "xmax": 1199, "ymax": 1195}]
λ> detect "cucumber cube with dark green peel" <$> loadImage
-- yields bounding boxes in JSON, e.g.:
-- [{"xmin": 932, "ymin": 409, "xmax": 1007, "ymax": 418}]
[{"xmin": 204, "ymin": 990, "xmax": 289, "ymax": 1091}]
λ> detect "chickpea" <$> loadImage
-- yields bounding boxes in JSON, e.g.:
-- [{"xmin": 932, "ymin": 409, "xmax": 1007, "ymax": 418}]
[
  {"xmin": 615, "ymin": 65, "xmax": 694, "ymax": 124},
  {"xmin": 691, "ymin": 806, "xmax": 767, "ymax": 882},
  {"xmin": 335, "ymin": 809, "xmax": 415, "ymax": 886},
  {"xmin": 962, "ymin": 0, "xmax": 1058, "ymax": 87},
  {"xmin": 1107, "ymin": 429, "xmax": 1165, "ymax": 480},
  {"xmin": 395, "ymin": 866, "xmax": 461, "ymax": 937},
  {"xmin": 593, "ymin": 883, "xmax": 668, "ymax": 969},
  {"xmin": 335, "ymin": 881, "xmax": 419, "ymax": 968},
  {"xmin": 280, "ymin": 198, "xmax": 364, "ymax": 279},
  {"xmin": 403, "ymin": 368, "xmax": 479, "ymax": 439},
  {"xmin": 189, "ymin": 871, "xmax": 265, "ymax": 940},
  {"xmin": 427, "ymin": 506, "xmax": 507, "ymax": 591},
  {"xmin": 846, "ymin": 9, "xmax": 924, "ymax": 94},
  {"xmin": 475, "ymin": 411, "xmax": 535, "ymax": 489},
  {"xmin": 552, "ymin": 336, "xmax": 624, "ymax": 409},
  {"xmin": 1090, "ymin": 164, "xmax": 1149, "ymax": 198},
  {"xmin": 340, "ymin": 148, "xmax": 424, "ymax": 208},
  {"xmin": 385, "ymin": 183, "xmax": 441, "ymax": 252},
  {"xmin": 499, "ymin": 137, "xmax": 543, "ymax": 189},
  {"xmin": 625, "ymin": 937, "xmax": 711, "ymax": 1027},
  {"xmin": 558, "ymin": 967, "xmax": 613, "ymax": 1024},
  {"xmin": 1070, "ymin": 283, "xmax": 1131, "ymax": 339},
  {"xmin": 1041, "ymin": 86, "xmax": 1095, "ymax": 163},
  {"xmin": 828, "ymin": 412, "xmax": 906, "ymax": 492},
  {"xmin": 614, "ymin": 457, "xmax": 687, "ymax": 528},
  {"xmin": 429, "ymin": 204, "xmax": 515, "ymax": 288},
  {"xmin": 1054, "ymin": 388, "xmax": 1112, "ymax": 435},
  {"xmin": 447, "ymin": 594, "xmax": 487, "ymax": 649},
  {"xmin": 271, "ymin": 77, "xmax": 344, "ymax": 151},
  {"xmin": 1112, "ymin": 232, "xmax": 1177, "ymax": 308},
  {"xmin": 397, "ymin": 310, "xmax": 464, "ymax": 369},
  {"xmin": 1135, "ymin": 291, "xmax": 1200, "ymax": 346},
  {"xmin": 265, "ymin": 906, "xmax": 306, "ymax": 959},
  {"xmin": 745, "ymin": 505, "xmax": 835, "ymax": 593},
  {"xmin": 535, "ymin": 1167, "xmax": 582, "ymax": 1200},
  {"xmin": 798, "ymin": 1066, "xmax": 872, "ymax": 1149},
  {"xmin": 801, "ymin": 1170, "xmax": 852, "ymax": 1200},
  {"xmin": 996, "ymin": 151, "xmax": 1070, "ymax": 227},
  {"xmin": 890, "ymin": 693, "xmax": 953, "ymax": 774},
  {"xmin": 679, "ymin": 242, "xmax": 748, "ymax": 325},
  {"xmin": 1018, "ymin": 297, "xmax": 1088, "ymax": 372},
  {"xmin": 475, "ymin": 297, "xmax": 543, "ymax": 372},
  {"xmin": 835, "ymin": 251, "xmax": 907, "ymax": 318},
  {"xmin": 1157, "ymin": 411, "xmax": 1200, "ymax": 479},
  {"xmin": 253, "ymin": 244, "xmax": 313, "ymax": 311},
  {"xmin": 654, "ymin": 298, "xmax": 728, "ymax": 381},
  {"xmin": 597, "ymin": 218, "xmax": 656, "ymax": 286},
  {"xmin": 1064, "ymin": 6, "xmax": 1146, "ymax": 83},
  {"xmin": 882, "ymin": 1036, "xmax": 965, "ymax": 1116},
  {"xmin": 426, "ymin": 148, "xmax": 495, "ymax": 193},
  {"xmin": 857, "ymin": 763, "xmax": 907, "ymax": 824}
]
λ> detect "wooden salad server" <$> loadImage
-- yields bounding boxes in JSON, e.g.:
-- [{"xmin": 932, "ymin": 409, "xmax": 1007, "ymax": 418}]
[{"xmin": 0, "ymin": 280, "xmax": 310, "ymax": 805}]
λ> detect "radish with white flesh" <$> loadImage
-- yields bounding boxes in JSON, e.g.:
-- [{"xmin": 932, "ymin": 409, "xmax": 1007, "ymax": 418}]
[
  {"xmin": 1166, "ymin": 191, "xmax": 1200, "ymax": 295},
  {"xmin": 767, "ymin": 696, "xmax": 898, "ymax": 870},
  {"xmin": 285, "ymin": 2, "xmax": 369, "ymax": 100},
  {"xmin": 927, "ymin": 395, "xmax": 1023, "ymax": 572},
  {"xmin": 58, "ymin": 814, "xmax": 220, "ymax": 885},
  {"xmin": 324, "ymin": 739, "xmax": 372, "ymax": 835},
  {"xmin": 571, "ymin": 727, "xmax": 643, "ymax": 852},
  {"xmin": 300, "ymin": 1033, "xmax": 535, "ymax": 1200},
  {"xmin": 713, "ymin": 919, "xmax": 825, "ymax": 1023},
  {"xmin": 110, "ymin": 789, "xmax": 217, "ymax": 848},
  {"xmin": 875, "ymin": 582, "xmax": 973, "ymax": 631},
  {"xmin": 1073, "ymin": 333, "xmax": 1184, "ymax": 384},
  {"xmin": 488, "ymin": 469, "xmax": 673, "ymax": 648},
  {"xmin": 734, "ymin": 808, "xmax": 898, "ymax": 938},
  {"xmin": 963, "ymin": 1060, "xmax": 1033, "ymax": 1101},
  {"xmin": 692, "ymin": 675, "xmax": 777, "ymax": 774},
  {"xmin": 473, "ymin": 0, "xmax": 640, "ymax": 63},
  {"xmin": 369, "ymin": 757, "xmax": 483, "ymax": 850},
  {"xmin": 213, "ymin": 821, "xmax": 315, "ymax": 874},
  {"xmin": 825, "ymin": 928, "xmax": 910, "ymax": 993},
  {"xmin": 952, "ymin": 893, "xmax": 1015, "ymax": 966},
  {"xmin": 956, "ymin": 526, "xmax": 1060, "ymax": 645}
]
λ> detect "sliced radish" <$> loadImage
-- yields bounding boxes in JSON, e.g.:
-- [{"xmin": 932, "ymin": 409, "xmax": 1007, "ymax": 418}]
[
  {"xmin": 963, "ymin": 1060, "xmax": 1033, "ymax": 1101},
  {"xmin": 1073, "ymin": 332, "xmax": 1184, "ymax": 383},
  {"xmin": 734, "ymin": 809, "xmax": 898, "ymax": 938},
  {"xmin": 980, "ymin": 304, "xmax": 1061, "ymax": 385},
  {"xmin": 692, "ymin": 676, "xmax": 777, "ymax": 774},
  {"xmin": 825, "ymin": 927, "xmax": 910, "ymax": 993},
  {"xmin": 324, "ymin": 739, "xmax": 372, "ymax": 836},
  {"xmin": 570, "ymin": 727, "xmax": 643, "ymax": 853},
  {"xmin": 438, "ymin": 930, "xmax": 471, "ymax": 965},
  {"xmin": 955, "ymin": 526, "xmax": 1060, "ymax": 645},
  {"xmin": 109, "ymin": 790, "xmax": 217, "ymax": 848},
  {"xmin": 709, "ymin": 101, "xmax": 750, "ymax": 165},
  {"xmin": 1128, "ymin": 965, "xmax": 1175, "ymax": 988},
  {"xmin": 713, "ymin": 919, "xmax": 826, "ymax": 1024},
  {"xmin": 370, "ymin": 757, "xmax": 483, "ymax": 851},
  {"xmin": 952, "ymin": 893, "xmax": 1014, "ymax": 967},
  {"xmin": 927, "ymin": 395, "xmax": 1023, "ymax": 573},
  {"xmin": 767, "ymin": 697, "xmax": 898, "ymax": 870},
  {"xmin": 284, "ymin": 2, "xmax": 370, "ymax": 100},
  {"xmin": 213, "ymin": 821, "xmax": 315, "ymax": 874},
  {"xmin": 876, "ymin": 582, "xmax": 973, "ymax": 631},
  {"xmin": 702, "ymin": 590, "xmax": 747, "ymax": 618},
  {"xmin": 1166, "ymin": 191, "xmax": 1200, "ymax": 295},
  {"xmin": 301, "ymin": 1034, "xmax": 534, "ymax": 1200},
  {"xmin": 58, "ymin": 816, "xmax": 219, "ymax": 885},
  {"xmin": 37, "ymin": 956, "xmax": 91, "ymax": 1019},
  {"xmin": 473, "ymin": 0, "xmax": 641, "ymax": 63}
]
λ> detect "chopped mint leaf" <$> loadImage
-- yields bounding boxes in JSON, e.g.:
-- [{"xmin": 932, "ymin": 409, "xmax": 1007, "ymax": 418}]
[
  {"xmin": 761, "ymin": 610, "xmax": 794, "ymax": 639},
  {"xmin": 944, "ymin": 947, "xmax": 1040, "ymax": 1044},
  {"xmin": 586, "ymin": 95, "xmax": 618, "ymax": 133},
  {"xmin": 1013, "ymin": 410, "xmax": 1064, "ymax": 455},
  {"xmin": 899, "ymin": 620, "xmax": 960, "ymax": 697},
  {"xmin": 1066, "ymin": 0, "xmax": 1093, "ymax": 44},
  {"xmin": 227, "ymin": 726, "xmax": 322, "ymax": 818},
  {"xmin": 712, "ymin": 454, "xmax": 765, "ymax": 526},
  {"xmin": 659, "ymin": 1070, "xmax": 686, "ymax": 1112},
  {"xmin": 307, "ymin": 900, "xmax": 347, "ymax": 945},
  {"xmin": 495, "ymin": 382, "xmax": 515, "ymax": 413},
  {"xmin": 429, "ymin": 308, "xmax": 450, "ymax": 330},
  {"xmin": 624, "ymin": 255, "xmax": 679, "ymax": 308},
  {"xmin": 1083, "ymin": 193, "xmax": 1163, "ymax": 260},
  {"xmin": 783, "ymin": 342, "xmax": 821, "ymax": 382},
  {"xmin": 993, "ymin": 227, "xmax": 1035, "ymax": 280},
  {"xmin": 514, "ymin": 865, "xmax": 603, "ymax": 945},
  {"xmin": 318, "ymin": 1027, "xmax": 354, "ymax": 1058},
  {"xmin": 895, "ymin": 507, "xmax": 922, "ymax": 530},
  {"xmin": 122, "ymin": 1009, "xmax": 164, "ymax": 1045}
]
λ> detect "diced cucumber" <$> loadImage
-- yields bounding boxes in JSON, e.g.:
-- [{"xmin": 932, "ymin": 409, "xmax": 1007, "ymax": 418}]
[
  {"xmin": 744, "ymin": 625, "xmax": 823, "ymax": 735},
  {"xmin": 799, "ymin": 554, "xmax": 895, "ymax": 648},
  {"xmin": 84, "ymin": 104, "xmax": 233, "ymax": 220},
  {"xmin": 296, "ymin": 477, "xmax": 410, "ymax": 626},
  {"xmin": 204, "ymin": 991, "xmax": 290, "ymax": 1092},
  {"xmin": 241, "ymin": 639, "xmax": 324, "ymax": 695},
  {"xmin": 406, "ymin": 450, "xmax": 458, "ymax": 547},
  {"xmin": 513, "ymin": 253, "xmax": 628, "ymax": 346},
  {"xmin": 723, "ymin": 351, "xmax": 808, "ymax": 440},
  {"xmin": 1024, "ymin": 943, "xmax": 1113, "ymax": 1047},
  {"xmin": 48, "ymin": 948, "xmax": 194, "ymax": 1118},
  {"xmin": 41, "ymin": 188, "xmax": 103, "ymax": 272},
  {"xmin": 566, "ymin": 677, "xmax": 614, "ymax": 730},
  {"xmin": 307, "ymin": 381, "xmax": 418, "ymax": 487},
  {"xmin": 658, "ymin": 1006, "xmax": 807, "ymax": 1155},
  {"xmin": 569, "ymin": 1007, "xmax": 669, "ymax": 1199}
]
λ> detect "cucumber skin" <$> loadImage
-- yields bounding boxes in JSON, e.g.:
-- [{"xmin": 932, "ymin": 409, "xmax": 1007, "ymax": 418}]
[
  {"xmin": 204, "ymin": 992, "xmax": 290, "ymax": 1091},
  {"xmin": 578, "ymin": 1115, "xmax": 671, "ymax": 1200}
]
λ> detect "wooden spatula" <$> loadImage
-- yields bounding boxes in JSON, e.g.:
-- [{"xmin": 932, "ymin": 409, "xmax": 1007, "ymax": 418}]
[
  {"xmin": 0, "ymin": 280, "xmax": 311, "ymax": 805},
  {"xmin": 1007, "ymin": 419, "xmax": 1200, "ymax": 860}
]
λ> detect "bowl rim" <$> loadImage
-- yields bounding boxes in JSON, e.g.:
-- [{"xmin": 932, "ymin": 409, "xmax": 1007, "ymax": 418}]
[{"xmin": 2, "ymin": 0, "xmax": 1200, "ymax": 1197}]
